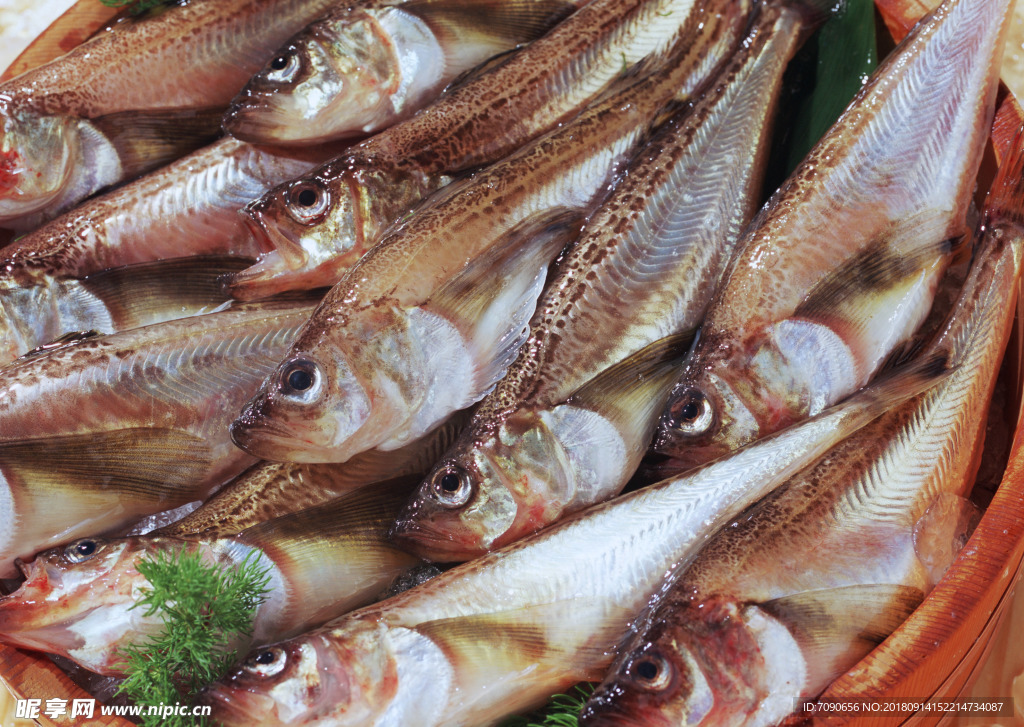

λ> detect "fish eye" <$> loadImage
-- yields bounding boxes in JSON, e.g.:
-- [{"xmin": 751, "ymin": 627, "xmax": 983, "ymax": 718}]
[
  {"xmin": 64, "ymin": 538, "xmax": 100, "ymax": 564},
  {"xmin": 243, "ymin": 647, "xmax": 287, "ymax": 678},
  {"xmin": 279, "ymin": 357, "xmax": 323, "ymax": 401},
  {"xmin": 265, "ymin": 50, "xmax": 301, "ymax": 83},
  {"xmin": 286, "ymin": 181, "xmax": 329, "ymax": 225},
  {"xmin": 430, "ymin": 466, "xmax": 473, "ymax": 508},
  {"xmin": 668, "ymin": 388, "xmax": 714, "ymax": 436},
  {"xmin": 628, "ymin": 650, "xmax": 674, "ymax": 692}
]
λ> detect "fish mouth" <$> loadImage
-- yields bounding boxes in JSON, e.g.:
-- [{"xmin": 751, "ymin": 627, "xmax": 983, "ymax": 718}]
[
  {"xmin": 388, "ymin": 514, "xmax": 476, "ymax": 564},
  {"xmin": 230, "ymin": 403, "xmax": 324, "ymax": 463}
]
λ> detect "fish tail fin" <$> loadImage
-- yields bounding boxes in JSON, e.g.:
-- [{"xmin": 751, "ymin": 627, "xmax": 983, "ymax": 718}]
[{"xmin": 984, "ymin": 123, "xmax": 1024, "ymax": 231}]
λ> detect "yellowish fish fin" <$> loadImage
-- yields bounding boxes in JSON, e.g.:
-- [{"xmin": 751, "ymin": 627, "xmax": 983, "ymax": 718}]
[
  {"xmin": 564, "ymin": 329, "xmax": 694, "ymax": 430},
  {"xmin": 862, "ymin": 349, "xmax": 953, "ymax": 404},
  {"xmin": 79, "ymin": 255, "xmax": 254, "ymax": 329},
  {"xmin": 424, "ymin": 207, "xmax": 584, "ymax": 395},
  {"xmin": 408, "ymin": 0, "xmax": 577, "ymax": 49},
  {"xmin": 760, "ymin": 584, "xmax": 923, "ymax": 692},
  {"xmin": 0, "ymin": 427, "xmax": 212, "ymax": 503},
  {"xmin": 795, "ymin": 212, "xmax": 961, "ymax": 325},
  {"xmin": 91, "ymin": 107, "xmax": 223, "ymax": 180},
  {"xmin": 414, "ymin": 598, "xmax": 630, "ymax": 688}
]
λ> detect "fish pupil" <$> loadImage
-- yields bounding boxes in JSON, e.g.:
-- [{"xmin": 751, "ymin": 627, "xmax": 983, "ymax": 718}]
[
  {"xmin": 296, "ymin": 188, "xmax": 318, "ymax": 207},
  {"xmin": 287, "ymin": 368, "xmax": 313, "ymax": 391},
  {"xmin": 254, "ymin": 650, "xmax": 277, "ymax": 665},
  {"xmin": 439, "ymin": 472, "xmax": 461, "ymax": 492},
  {"xmin": 679, "ymin": 399, "xmax": 700, "ymax": 421},
  {"xmin": 270, "ymin": 55, "xmax": 289, "ymax": 71},
  {"xmin": 76, "ymin": 540, "xmax": 96, "ymax": 557},
  {"xmin": 635, "ymin": 658, "xmax": 660, "ymax": 681}
]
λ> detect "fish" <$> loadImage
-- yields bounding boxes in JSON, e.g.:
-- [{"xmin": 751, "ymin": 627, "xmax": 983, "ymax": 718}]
[
  {"xmin": 231, "ymin": 15, "xmax": 757, "ymax": 465},
  {"xmin": 0, "ymin": 136, "xmax": 343, "ymax": 362},
  {"xmin": 391, "ymin": 1, "xmax": 813, "ymax": 561},
  {"xmin": 227, "ymin": 0, "xmax": 754, "ymax": 299},
  {"xmin": 0, "ymin": 0, "xmax": 342, "ymax": 229},
  {"xmin": 0, "ymin": 477, "xmax": 425, "ymax": 677},
  {"xmin": 200, "ymin": 356, "xmax": 948, "ymax": 726},
  {"xmin": 578, "ymin": 127, "xmax": 1024, "ymax": 727},
  {"xmin": 651, "ymin": 0, "xmax": 1013, "ymax": 470},
  {"xmin": 224, "ymin": 0, "xmax": 581, "ymax": 145},
  {"xmin": 0, "ymin": 298, "xmax": 316, "ymax": 578}
]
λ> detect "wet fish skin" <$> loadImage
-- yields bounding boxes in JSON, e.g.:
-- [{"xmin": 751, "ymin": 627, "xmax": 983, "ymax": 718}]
[
  {"xmin": 653, "ymin": 0, "xmax": 1013, "ymax": 469},
  {"xmin": 0, "ymin": 0, "xmax": 341, "ymax": 227},
  {"xmin": 0, "ymin": 137, "xmax": 341, "ymax": 361},
  {"xmin": 581, "ymin": 127, "xmax": 1024, "ymax": 727},
  {"xmin": 224, "ymin": 0, "xmax": 580, "ymax": 145},
  {"xmin": 0, "ymin": 300, "xmax": 315, "ymax": 578},
  {"xmin": 0, "ymin": 478, "xmax": 424, "ymax": 676},
  {"xmin": 227, "ymin": 0, "xmax": 752, "ymax": 299},
  {"xmin": 231, "ymin": 10, "xmax": 757, "ymax": 465},
  {"xmin": 201, "ymin": 359, "xmax": 947, "ymax": 726},
  {"xmin": 391, "ymin": 2, "xmax": 810, "ymax": 562}
]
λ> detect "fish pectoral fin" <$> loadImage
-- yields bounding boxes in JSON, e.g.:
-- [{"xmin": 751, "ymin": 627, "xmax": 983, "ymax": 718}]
[
  {"xmin": 760, "ymin": 584, "xmax": 924, "ymax": 693},
  {"xmin": 424, "ymin": 208, "xmax": 584, "ymax": 396},
  {"xmin": 411, "ymin": 0, "xmax": 578, "ymax": 50},
  {"xmin": 562, "ymin": 329, "xmax": 695, "ymax": 433},
  {"xmin": 794, "ymin": 210, "xmax": 960, "ymax": 328},
  {"xmin": 91, "ymin": 107, "xmax": 224, "ymax": 180},
  {"xmin": 414, "ymin": 598, "xmax": 629, "ymax": 688},
  {"xmin": 80, "ymin": 255, "xmax": 254, "ymax": 329},
  {"xmin": 0, "ymin": 427, "xmax": 212, "ymax": 504}
]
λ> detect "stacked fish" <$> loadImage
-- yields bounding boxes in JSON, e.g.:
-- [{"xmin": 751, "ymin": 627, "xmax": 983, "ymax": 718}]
[{"xmin": 0, "ymin": 0, "xmax": 1020, "ymax": 723}]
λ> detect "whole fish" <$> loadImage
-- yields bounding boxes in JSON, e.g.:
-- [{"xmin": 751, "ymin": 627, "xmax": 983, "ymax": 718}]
[
  {"xmin": 0, "ymin": 299, "xmax": 315, "ymax": 578},
  {"xmin": 0, "ymin": 136, "xmax": 342, "ymax": 362},
  {"xmin": 652, "ymin": 0, "xmax": 1013, "ymax": 470},
  {"xmin": 228, "ymin": 0, "xmax": 754, "ymax": 298},
  {"xmin": 0, "ymin": 0, "xmax": 341, "ymax": 229},
  {"xmin": 579, "ymin": 129, "xmax": 1024, "ymax": 727},
  {"xmin": 392, "ymin": 2, "xmax": 811, "ymax": 561},
  {"xmin": 225, "ymin": 0, "xmax": 581, "ymax": 145},
  {"xmin": 0, "ymin": 477, "xmax": 425, "ymax": 676},
  {"xmin": 201, "ymin": 358, "xmax": 946, "ymax": 726},
  {"xmin": 231, "ymin": 19, "xmax": 755, "ymax": 466}
]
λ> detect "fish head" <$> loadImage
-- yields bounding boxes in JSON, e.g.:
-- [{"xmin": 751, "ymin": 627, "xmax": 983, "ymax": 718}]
[
  {"xmin": 391, "ymin": 412, "xmax": 571, "ymax": 561},
  {"xmin": 201, "ymin": 621, "xmax": 396, "ymax": 726},
  {"xmin": 0, "ymin": 536, "xmax": 181, "ymax": 674},
  {"xmin": 0, "ymin": 104, "xmax": 77, "ymax": 225},
  {"xmin": 582, "ymin": 599, "xmax": 761, "ymax": 727},
  {"xmin": 230, "ymin": 173, "xmax": 363, "ymax": 299},
  {"xmin": 231, "ymin": 348, "xmax": 372, "ymax": 462},
  {"xmin": 224, "ymin": 15, "xmax": 398, "ymax": 144},
  {"xmin": 653, "ymin": 363, "xmax": 761, "ymax": 470}
]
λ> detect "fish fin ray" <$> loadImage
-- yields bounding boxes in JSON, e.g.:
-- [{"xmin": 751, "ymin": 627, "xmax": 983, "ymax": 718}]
[
  {"xmin": 91, "ymin": 107, "xmax": 223, "ymax": 180},
  {"xmin": 410, "ymin": 0, "xmax": 577, "ymax": 50}
]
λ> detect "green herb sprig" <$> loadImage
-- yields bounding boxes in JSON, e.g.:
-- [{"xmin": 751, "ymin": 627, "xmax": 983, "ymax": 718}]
[
  {"xmin": 115, "ymin": 547, "xmax": 272, "ymax": 727},
  {"xmin": 500, "ymin": 684, "xmax": 595, "ymax": 727},
  {"xmin": 98, "ymin": 0, "xmax": 180, "ymax": 17}
]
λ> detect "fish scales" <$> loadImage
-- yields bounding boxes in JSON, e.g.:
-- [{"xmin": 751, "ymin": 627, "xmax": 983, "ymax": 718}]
[
  {"xmin": 203, "ymin": 359, "xmax": 946, "ymax": 726},
  {"xmin": 581, "ymin": 131, "xmax": 1024, "ymax": 726}
]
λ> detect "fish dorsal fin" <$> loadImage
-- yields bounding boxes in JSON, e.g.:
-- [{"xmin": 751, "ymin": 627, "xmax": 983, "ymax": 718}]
[
  {"xmin": 0, "ymin": 427, "xmax": 212, "ymax": 504},
  {"xmin": 423, "ymin": 207, "xmax": 583, "ymax": 396},
  {"xmin": 760, "ymin": 584, "xmax": 923, "ymax": 693},
  {"xmin": 91, "ymin": 107, "xmax": 223, "ymax": 180},
  {"xmin": 79, "ymin": 255, "xmax": 253, "ymax": 329},
  {"xmin": 408, "ymin": 0, "xmax": 578, "ymax": 50},
  {"xmin": 0, "ymin": 1, "xmax": 122, "ymax": 83},
  {"xmin": 794, "ymin": 211, "xmax": 961, "ymax": 326},
  {"xmin": 561, "ymin": 329, "xmax": 694, "ymax": 428}
]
